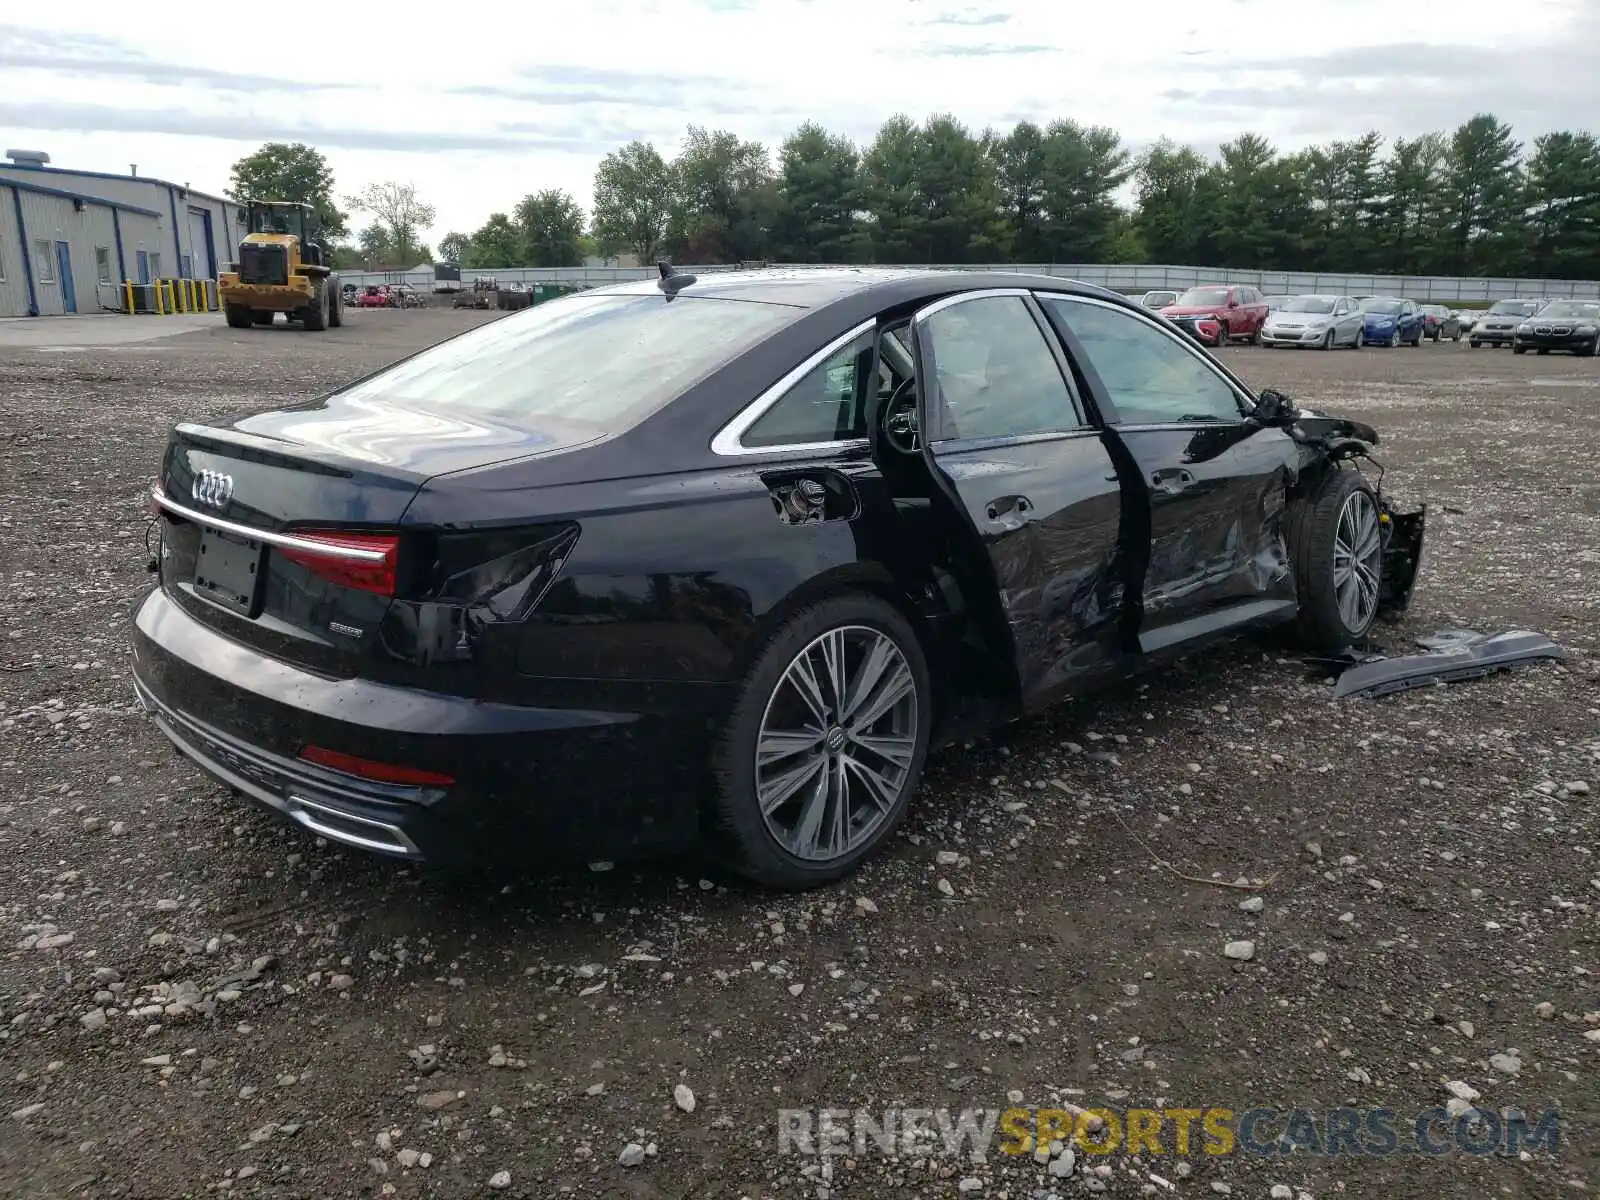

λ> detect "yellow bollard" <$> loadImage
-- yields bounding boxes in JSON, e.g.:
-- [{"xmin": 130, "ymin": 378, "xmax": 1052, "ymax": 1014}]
[
  {"xmin": 124, "ymin": 280, "xmax": 135, "ymax": 314},
  {"xmin": 177, "ymin": 279, "xmax": 188, "ymax": 313},
  {"xmin": 155, "ymin": 281, "xmax": 166, "ymax": 316},
  {"xmin": 162, "ymin": 280, "xmax": 173, "ymax": 315}
]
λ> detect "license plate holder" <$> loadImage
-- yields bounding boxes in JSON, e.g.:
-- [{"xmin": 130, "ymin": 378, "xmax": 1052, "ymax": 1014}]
[{"xmin": 194, "ymin": 527, "xmax": 265, "ymax": 617}]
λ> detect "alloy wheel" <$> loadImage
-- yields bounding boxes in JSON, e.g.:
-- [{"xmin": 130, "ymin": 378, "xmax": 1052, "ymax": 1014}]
[
  {"xmin": 755, "ymin": 625, "xmax": 919, "ymax": 863},
  {"xmin": 1332, "ymin": 490, "xmax": 1383, "ymax": 634}
]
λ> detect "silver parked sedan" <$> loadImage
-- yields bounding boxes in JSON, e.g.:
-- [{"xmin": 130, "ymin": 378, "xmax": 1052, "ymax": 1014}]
[{"xmin": 1259, "ymin": 294, "xmax": 1365, "ymax": 349}]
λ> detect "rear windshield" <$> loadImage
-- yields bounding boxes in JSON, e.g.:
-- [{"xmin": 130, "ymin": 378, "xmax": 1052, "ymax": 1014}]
[
  {"xmin": 1175, "ymin": 287, "xmax": 1230, "ymax": 306},
  {"xmin": 1282, "ymin": 297, "xmax": 1334, "ymax": 314},
  {"xmin": 329, "ymin": 293, "xmax": 802, "ymax": 439}
]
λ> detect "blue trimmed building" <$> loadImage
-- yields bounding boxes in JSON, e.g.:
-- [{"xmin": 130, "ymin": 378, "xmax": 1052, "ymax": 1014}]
[{"xmin": 0, "ymin": 152, "xmax": 242, "ymax": 317}]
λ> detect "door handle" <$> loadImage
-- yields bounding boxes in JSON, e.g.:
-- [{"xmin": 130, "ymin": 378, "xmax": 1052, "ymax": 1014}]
[
  {"xmin": 1151, "ymin": 467, "xmax": 1196, "ymax": 493},
  {"xmin": 984, "ymin": 495, "xmax": 1033, "ymax": 524}
]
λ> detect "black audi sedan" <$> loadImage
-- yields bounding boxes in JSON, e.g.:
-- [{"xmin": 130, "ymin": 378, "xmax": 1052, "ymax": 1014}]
[
  {"xmin": 133, "ymin": 267, "xmax": 1425, "ymax": 890},
  {"xmin": 1511, "ymin": 299, "xmax": 1600, "ymax": 356}
]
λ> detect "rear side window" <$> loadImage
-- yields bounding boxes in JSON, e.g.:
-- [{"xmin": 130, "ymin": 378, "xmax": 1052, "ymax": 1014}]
[
  {"xmin": 743, "ymin": 329, "xmax": 873, "ymax": 448},
  {"xmin": 329, "ymin": 294, "xmax": 803, "ymax": 444}
]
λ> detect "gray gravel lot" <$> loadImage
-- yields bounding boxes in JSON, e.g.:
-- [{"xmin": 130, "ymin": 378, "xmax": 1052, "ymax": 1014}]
[{"xmin": 1, "ymin": 308, "xmax": 1596, "ymax": 1199}]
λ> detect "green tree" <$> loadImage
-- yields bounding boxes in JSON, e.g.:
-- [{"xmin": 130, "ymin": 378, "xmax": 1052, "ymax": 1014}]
[
  {"xmin": 666, "ymin": 126, "xmax": 775, "ymax": 262},
  {"xmin": 1376, "ymin": 132, "xmax": 1449, "ymax": 275},
  {"xmin": 1440, "ymin": 114, "xmax": 1524, "ymax": 274},
  {"xmin": 859, "ymin": 115, "xmax": 926, "ymax": 261},
  {"xmin": 227, "ymin": 141, "xmax": 347, "ymax": 241},
  {"xmin": 993, "ymin": 121, "xmax": 1049, "ymax": 260},
  {"xmin": 462, "ymin": 213, "xmax": 522, "ymax": 269},
  {"xmin": 592, "ymin": 141, "xmax": 672, "ymax": 263},
  {"xmin": 351, "ymin": 224, "xmax": 432, "ymax": 269},
  {"xmin": 913, "ymin": 114, "xmax": 1008, "ymax": 262},
  {"xmin": 772, "ymin": 122, "xmax": 867, "ymax": 262},
  {"xmin": 437, "ymin": 231, "xmax": 470, "ymax": 264},
  {"xmin": 1522, "ymin": 131, "xmax": 1600, "ymax": 277},
  {"xmin": 345, "ymin": 182, "xmax": 436, "ymax": 267},
  {"xmin": 1131, "ymin": 139, "xmax": 1215, "ymax": 264},
  {"xmin": 1037, "ymin": 119, "xmax": 1132, "ymax": 262},
  {"xmin": 515, "ymin": 189, "xmax": 586, "ymax": 267}
]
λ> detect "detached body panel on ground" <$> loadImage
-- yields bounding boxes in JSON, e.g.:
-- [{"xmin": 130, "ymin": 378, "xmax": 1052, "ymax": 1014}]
[{"xmin": 131, "ymin": 268, "xmax": 1426, "ymax": 887}]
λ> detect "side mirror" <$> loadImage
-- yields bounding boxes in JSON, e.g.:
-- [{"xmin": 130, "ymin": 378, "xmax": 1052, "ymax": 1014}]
[{"xmin": 1249, "ymin": 388, "xmax": 1297, "ymax": 427}]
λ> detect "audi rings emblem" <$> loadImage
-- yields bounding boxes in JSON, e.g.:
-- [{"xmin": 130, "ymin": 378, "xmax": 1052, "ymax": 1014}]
[{"xmin": 191, "ymin": 469, "xmax": 234, "ymax": 508}]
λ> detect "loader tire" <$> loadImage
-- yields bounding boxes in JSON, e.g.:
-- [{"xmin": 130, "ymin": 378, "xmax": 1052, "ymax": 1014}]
[
  {"xmin": 224, "ymin": 303, "xmax": 252, "ymax": 329},
  {"xmin": 301, "ymin": 280, "xmax": 328, "ymax": 331}
]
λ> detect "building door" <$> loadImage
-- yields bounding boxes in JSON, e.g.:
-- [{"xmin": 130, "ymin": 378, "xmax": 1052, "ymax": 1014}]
[
  {"xmin": 137, "ymin": 250, "xmax": 150, "ymax": 284},
  {"xmin": 187, "ymin": 207, "xmax": 216, "ymax": 278},
  {"xmin": 55, "ymin": 242, "xmax": 77, "ymax": 313}
]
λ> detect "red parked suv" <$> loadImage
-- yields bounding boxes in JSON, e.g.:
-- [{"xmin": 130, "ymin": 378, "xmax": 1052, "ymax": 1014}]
[{"xmin": 1160, "ymin": 284, "xmax": 1270, "ymax": 346}]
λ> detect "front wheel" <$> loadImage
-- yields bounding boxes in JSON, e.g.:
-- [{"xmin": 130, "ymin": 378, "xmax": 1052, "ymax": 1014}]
[
  {"xmin": 1388, "ymin": 330, "xmax": 1400, "ymax": 348},
  {"xmin": 710, "ymin": 595, "xmax": 933, "ymax": 890},
  {"xmin": 1469, "ymin": 340, "xmax": 1481, "ymax": 348},
  {"xmin": 1320, "ymin": 329, "xmax": 1334, "ymax": 351},
  {"xmin": 1513, "ymin": 345, "xmax": 1527, "ymax": 355},
  {"xmin": 1287, "ymin": 469, "xmax": 1386, "ymax": 653},
  {"xmin": 223, "ymin": 302, "xmax": 251, "ymax": 329}
]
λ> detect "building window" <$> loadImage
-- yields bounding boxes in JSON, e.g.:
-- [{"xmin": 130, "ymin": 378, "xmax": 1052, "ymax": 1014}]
[
  {"xmin": 149, "ymin": 252, "xmax": 163, "ymax": 278},
  {"xmin": 34, "ymin": 239, "xmax": 54, "ymax": 284},
  {"xmin": 180, "ymin": 254, "xmax": 192, "ymax": 278},
  {"xmin": 96, "ymin": 247, "xmax": 112, "ymax": 284}
]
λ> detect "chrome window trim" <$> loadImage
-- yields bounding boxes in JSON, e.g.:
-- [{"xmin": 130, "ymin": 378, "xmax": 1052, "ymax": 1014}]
[
  {"xmin": 710, "ymin": 318, "xmax": 878, "ymax": 457},
  {"xmin": 150, "ymin": 488, "xmax": 390, "ymax": 562},
  {"xmin": 910, "ymin": 287, "xmax": 1035, "ymax": 325},
  {"xmin": 1034, "ymin": 291, "xmax": 1252, "ymax": 428}
]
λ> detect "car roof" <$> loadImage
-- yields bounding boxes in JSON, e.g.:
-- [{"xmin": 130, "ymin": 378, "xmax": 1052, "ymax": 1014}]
[{"xmin": 584, "ymin": 266, "xmax": 1129, "ymax": 310}]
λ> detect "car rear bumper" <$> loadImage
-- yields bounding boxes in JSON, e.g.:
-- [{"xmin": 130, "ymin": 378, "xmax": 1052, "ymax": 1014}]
[{"xmin": 130, "ymin": 587, "xmax": 713, "ymax": 866}]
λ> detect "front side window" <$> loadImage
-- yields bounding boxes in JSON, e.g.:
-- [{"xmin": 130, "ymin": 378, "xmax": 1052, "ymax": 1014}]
[
  {"xmin": 743, "ymin": 329, "xmax": 873, "ymax": 448},
  {"xmin": 288, "ymin": 293, "xmax": 804, "ymax": 453},
  {"xmin": 34, "ymin": 240, "xmax": 54, "ymax": 283},
  {"xmin": 1042, "ymin": 297, "xmax": 1244, "ymax": 425},
  {"xmin": 920, "ymin": 295, "xmax": 1081, "ymax": 441}
]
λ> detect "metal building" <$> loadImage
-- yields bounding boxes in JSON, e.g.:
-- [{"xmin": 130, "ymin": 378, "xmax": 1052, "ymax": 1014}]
[{"xmin": 0, "ymin": 150, "xmax": 242, "ymax": 318}]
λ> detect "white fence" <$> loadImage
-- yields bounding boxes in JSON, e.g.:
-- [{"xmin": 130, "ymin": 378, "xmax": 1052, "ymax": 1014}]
[{"xmin": 335, "ymin": 262, "xmax": 1600, "ymax": 303}]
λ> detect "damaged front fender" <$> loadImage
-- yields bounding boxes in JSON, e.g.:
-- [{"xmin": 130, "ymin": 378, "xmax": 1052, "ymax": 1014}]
[{"xmin": 1377, "ymin": 502, "xmax": 1425, "ymax": 618}]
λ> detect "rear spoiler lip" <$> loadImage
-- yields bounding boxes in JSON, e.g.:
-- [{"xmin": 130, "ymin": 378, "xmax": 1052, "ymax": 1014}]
[{"xmin": 149, "ymin": 487, "xmax": 391, "ymax": 563}]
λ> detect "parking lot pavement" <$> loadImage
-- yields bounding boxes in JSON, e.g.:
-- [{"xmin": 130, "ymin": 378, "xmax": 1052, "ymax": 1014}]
[
  {"xmin": 1, "ymin": 312, "xmax": 1595, "ymax": 1198},
  {"xmin": 0, "ymin": 312, "xmax": 219, "ymax": 349}
]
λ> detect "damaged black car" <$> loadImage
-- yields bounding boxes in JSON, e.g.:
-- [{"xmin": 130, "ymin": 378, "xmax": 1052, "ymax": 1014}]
[{"xmin": 132, "ymin": 268, "xmax": 1426, "ymax": 890}]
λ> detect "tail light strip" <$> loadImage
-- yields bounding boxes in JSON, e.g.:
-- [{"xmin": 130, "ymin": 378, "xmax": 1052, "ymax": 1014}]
[{"xmin": 149, "ymin": 486, "xmax": 391, "ymax": 563}]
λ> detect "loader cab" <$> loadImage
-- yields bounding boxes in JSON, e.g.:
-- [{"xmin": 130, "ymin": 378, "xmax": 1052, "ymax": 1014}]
[{"xmin": 243, "ymin": 201, "xmax": 327, "ymax": 268}]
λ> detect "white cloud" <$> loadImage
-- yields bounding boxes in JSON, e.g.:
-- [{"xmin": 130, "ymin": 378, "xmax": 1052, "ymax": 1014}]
[{"xmin": 0, "ymin": 0, "xmax": 1588, "ymax": 244}]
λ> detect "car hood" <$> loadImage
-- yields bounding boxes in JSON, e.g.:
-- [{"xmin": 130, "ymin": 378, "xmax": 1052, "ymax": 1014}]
[{"xmin": 1270, "ymin": 312, "xmax": 1333, "ymax": 325}]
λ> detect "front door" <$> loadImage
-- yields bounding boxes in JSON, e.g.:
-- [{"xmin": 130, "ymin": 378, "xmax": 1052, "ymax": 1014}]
[
  {"xmin": 1039, "ymin": 294, "xmax": 1298, "ymax": 653},
  {"xmin": 911, "ymin": 290, "xmax": 1127, "ymax": 708},
  {"xmin": 54, "ymin": 242, "xmax": 76, "ymax": 313}
]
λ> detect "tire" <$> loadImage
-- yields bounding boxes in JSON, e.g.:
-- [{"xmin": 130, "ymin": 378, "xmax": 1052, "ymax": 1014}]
[
  {"xmin": 1513, "ymin": 345, "xmax": 1527, "ymax": 355},
  {"xmin": 301, "ymin": 280, "xmax": 328, "ymax": 331},
  {"xmin": 1388, "ymin": 330, "xmax": 1400, "ymax": 348},
  {"xmin": 1587, "ymin": 337, "xmax": 1600, "ymax": 357},
  {"xmin": 1354, "ymin": 328, "xmax": 1364, "ymax": 349},
  {"xmin": 1286, "ymin": 468, "xmax": 1385, "ymax": 653},
  {"xmin": 1469, "ymin": 340, "xmax": 1480, "ymax": 348},
  {"xmin": 328, "ymin": 289, "xmax": 343, "ymax": 329},
  {"xmin": 224, "ymin": 302, "xmax": 252, "ymax": 329},
  {"xmin": 1319, "ymin": 329, "xmax": 1334, "ymax": 351},
  {"xmin": 709, "ymin": 594, "xmax": 932, "ymax": 890},
  {"xmin": 251, "ymin": 311, "xmax": 274, "ymax": 326},
  {"xmin": 1537, "ymin": 348, "xmax": 1548, "ymax": 356}
]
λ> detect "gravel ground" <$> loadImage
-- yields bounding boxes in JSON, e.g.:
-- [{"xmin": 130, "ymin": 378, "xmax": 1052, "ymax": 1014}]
[{"xmin": 1, "ymin": 309, "xmax": 1596, "ymax": 1200}]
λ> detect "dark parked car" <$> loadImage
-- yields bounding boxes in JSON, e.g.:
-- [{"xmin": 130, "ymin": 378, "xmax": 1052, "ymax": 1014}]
[
  {"xmin": 1358, "ymin": 297, "xmax": 1424, "ymax": 347},
  {"xmin": 1469, "ymin": 299, "xmax": 1542, "ymax": 348},
  {"xmin": 134, "ymin": 268, "xmax": 1426, "ymax": 890},
  {"xmin": 1512, "ymin": 300, "xmax": 1600, "ymax": 356},
  {"xmin": 1160, "ymin": 284, "xmax": 1270, "ymax": 346},
  {"xmin": 1419, "ymin": 305, "xmax": 1460, "ymax": 342}
]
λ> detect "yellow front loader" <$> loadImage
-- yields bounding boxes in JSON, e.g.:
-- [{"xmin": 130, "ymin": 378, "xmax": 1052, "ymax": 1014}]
[{"xmin": 218, "ymin": 201, "xmax": 343, "ymax": 331}]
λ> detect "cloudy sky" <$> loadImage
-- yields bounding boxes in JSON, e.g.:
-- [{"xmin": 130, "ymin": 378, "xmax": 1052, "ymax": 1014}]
[{"xmin": 2, "ymin": 0, "xmax": 1594, "ymax": 245}]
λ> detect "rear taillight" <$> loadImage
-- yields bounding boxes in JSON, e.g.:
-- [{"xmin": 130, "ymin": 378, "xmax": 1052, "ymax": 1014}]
[
  {"xmin": 278, "ymin": 531, "xmax": 400, "ymax": 597},
  {"xmin": 297, "ymin": 745, "xmax": 454, "ymax": 787}
]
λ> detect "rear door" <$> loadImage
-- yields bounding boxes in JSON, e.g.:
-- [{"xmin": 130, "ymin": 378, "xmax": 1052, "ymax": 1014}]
[
  {"xmin": 1037, "ymin": 294, "xmax": 1298, "ymax": 653},
  {"xmin": 910, "ymin": 289, "xmax": 1128, "ymax": 707}
]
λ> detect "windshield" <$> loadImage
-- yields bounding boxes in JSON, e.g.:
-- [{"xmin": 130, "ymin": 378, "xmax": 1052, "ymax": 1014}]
[
  {"xmin": 1487, "ymin": 300, "xmax": 1540, "ymax": 316},
  {"xmin": 1536, "ymin": 301, "xmax": 1600, "ymax": 319},
  {"xmin": 327, "ymin": 293, "xmax": 802, "ymax": 444},
  {"xmin": 1360, "ymin": 299, "xmax": 1403, "ymax": 315},
  {"xmin": 1282, "ymin": 297, "xmax": 1334, "ymax": 314},
  {"xmin": 249, "ymin": 206, "xmax": 303, "ymax": 237},
  {"xmin": 1175, "ymin": 287, "xmax": 1230, "ymax": 306}
]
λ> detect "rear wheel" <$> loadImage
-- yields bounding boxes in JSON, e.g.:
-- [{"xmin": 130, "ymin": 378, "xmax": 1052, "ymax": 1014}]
[
  {"xmin": 1287, "ymin": 469, "xmax": 1385, "ymax": 652},
  {"xmin": 1354, "ymin": 327, "xmax": 1365, "ymax": 348},
  {"xmin": 328, "ymin": 288, "xmax": 343, "ymax": 329},
  {"xmin": 224, "ymin": 302, "xmax": 251, "ymax": 329},
  {"xmin": 710, "ymin": 594, "xmax": 932, "ymax": 890}
]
